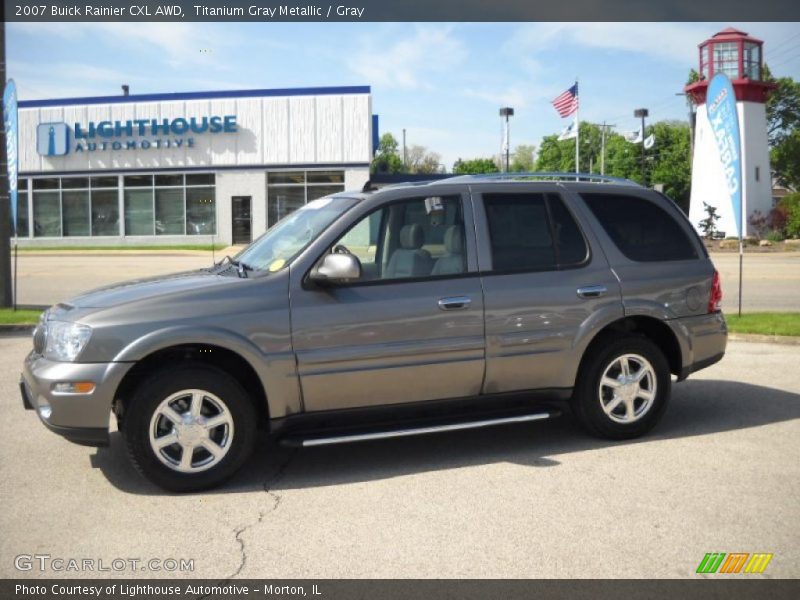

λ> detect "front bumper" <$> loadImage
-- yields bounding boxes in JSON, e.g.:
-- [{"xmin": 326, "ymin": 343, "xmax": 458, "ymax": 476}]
[{"xmin": 21, "ymin": 351, "xmax": 134, "ymax": 447}]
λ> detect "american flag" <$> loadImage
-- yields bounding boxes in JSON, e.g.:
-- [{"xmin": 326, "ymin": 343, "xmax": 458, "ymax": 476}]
[{"xmin": 551, "ymin": 83, "xmax": 579, "ymax": 118}]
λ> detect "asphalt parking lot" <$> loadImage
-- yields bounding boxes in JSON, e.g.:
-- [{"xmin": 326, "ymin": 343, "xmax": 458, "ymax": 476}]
[
  {"xmin": 0, "ymin": 335, "xmax": 797, "ymax": 579},
  {"xmin": 14, "ymin": 250, "xmax": 800, "ymax": 312}
]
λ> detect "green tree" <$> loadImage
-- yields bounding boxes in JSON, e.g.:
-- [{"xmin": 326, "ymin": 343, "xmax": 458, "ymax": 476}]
[
  {"xmin": 779, "ymin": 192, "xmax": 800, "ymax": 238},
  {"xmin": 697, "ymin": 201, "xmax": 721, "ymax": 239},
  {"xmin": 764, "ymin": 66, "xmax": 800, "ymax": 188},
  {"xmin": 771, "ymin": 129, "xmax": 800, "ymax": 190},
  {"xmin": 648, "ymin": 121, "xmax": 692, "ymax": 212},
  {"xmin": 535, "ymin": 134, "xmax": 571, "ymax": 171},
  {"xmin": 510, "ymin": 144, "xmax": 536, "ymax": 172},
  {"xmin": 370, "ymin": 133, "xmax": 404, "ymax": 174},
  {"xmin": 453, "ymin": 158, "xmax": 500, "ymax": 175},
  {"xmin": 406, "ymin": 144, "xmax": 442, "ymax": 174}
]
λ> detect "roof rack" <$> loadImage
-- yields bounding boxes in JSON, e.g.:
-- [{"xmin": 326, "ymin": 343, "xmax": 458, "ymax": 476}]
[{"xmin": 435, "ymin": 172, "xmax": 643, "ymax": 186}]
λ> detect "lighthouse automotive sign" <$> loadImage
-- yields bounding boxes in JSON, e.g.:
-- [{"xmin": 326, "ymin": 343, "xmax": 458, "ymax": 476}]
[{"xmin": 36, "ymin": 115, "xmax": 238, "ymax": 156}]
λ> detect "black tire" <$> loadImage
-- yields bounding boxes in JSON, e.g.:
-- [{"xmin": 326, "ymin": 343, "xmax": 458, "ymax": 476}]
[
  {"xmin": 121, "ymin": 364, "xmax": 258, "ymax": 492},
  {"xmin": 572, "ymin": 335, "xmax": 671, "ymax": 440}
]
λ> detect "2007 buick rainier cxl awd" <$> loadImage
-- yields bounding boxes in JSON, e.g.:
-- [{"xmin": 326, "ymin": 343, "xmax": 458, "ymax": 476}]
[{"xmin": 21, "ymin": 173, "xmax": 727, "ymax": 491}]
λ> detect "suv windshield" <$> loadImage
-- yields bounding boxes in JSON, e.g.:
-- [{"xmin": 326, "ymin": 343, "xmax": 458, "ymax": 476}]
[{"xmin": 235, "ymin": 196, "xmax": 358, "ymax": 272}]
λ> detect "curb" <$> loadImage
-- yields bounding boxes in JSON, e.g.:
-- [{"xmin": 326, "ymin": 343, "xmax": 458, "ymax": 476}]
[
  {"xmin": 728, "ymin": 333, "xmax": 800, "ymax": 346},
  {"xmin": 0, "ymin": 324, "xmax": 35, "ymax": 334}
]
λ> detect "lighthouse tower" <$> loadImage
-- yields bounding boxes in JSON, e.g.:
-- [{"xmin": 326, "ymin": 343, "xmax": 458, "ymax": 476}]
[{"xmin": 686, "ymin": 28, "xmax": 774, "ymax": 237}]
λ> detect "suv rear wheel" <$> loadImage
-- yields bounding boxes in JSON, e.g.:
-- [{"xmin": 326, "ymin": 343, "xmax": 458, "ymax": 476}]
[
  {"xmin": 572, "ymin": 336, "xmax": 671, "ymax": 439},
  {"xmin": 121, "ymin": 365, "xmax": 258, "ymax": 492}
]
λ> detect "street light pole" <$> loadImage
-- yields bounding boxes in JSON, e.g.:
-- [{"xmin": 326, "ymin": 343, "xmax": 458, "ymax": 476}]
[
  {"xmin": 634, "ymin": 108, "xmax": 649, "ymax": 185},
  {"xmin": 499, "ymin": 107, "xmax": 514, "ymax": 172}
]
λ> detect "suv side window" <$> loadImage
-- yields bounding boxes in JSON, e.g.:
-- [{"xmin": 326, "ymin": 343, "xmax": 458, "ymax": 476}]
[
  {"xmin": 581, "ymin": 193, "xmax": 698, "ymax": 262},
  {"xmin": 333, "ymin": 195, "xmax": 466, "ymax": 282},
  {"xmin": 483, "ymin": 193, "xmax": 588, "ymax": 272}
]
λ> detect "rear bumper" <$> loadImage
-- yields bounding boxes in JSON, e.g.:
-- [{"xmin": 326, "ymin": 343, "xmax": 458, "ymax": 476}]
[
  {"xmin": 673, "ymin": 311, "xmax": 728, "ymax": 381},
  {"xmin": 21, "ymin": 352, "xmax": 133, "ymax": 447}
]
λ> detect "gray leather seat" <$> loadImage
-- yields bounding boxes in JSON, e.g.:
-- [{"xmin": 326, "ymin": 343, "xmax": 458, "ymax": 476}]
[
  {"xmin": 431, "ymin": 225, "xmax": 465, "ymax": 276},
  {"xmin": 384, "ymin": 224, "xmax": 433, "ymax": 279}
]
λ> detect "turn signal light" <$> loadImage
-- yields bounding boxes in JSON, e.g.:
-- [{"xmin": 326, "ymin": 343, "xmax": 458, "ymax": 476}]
[{"xmin": 53, "ymin": 382, "xmax": 96, "ymax": 394}]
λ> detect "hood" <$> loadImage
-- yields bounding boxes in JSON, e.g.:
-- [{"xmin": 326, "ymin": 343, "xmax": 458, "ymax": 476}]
[{"xmin": 65, "ymin": 269, "xmax": 233, "ymax": 309}]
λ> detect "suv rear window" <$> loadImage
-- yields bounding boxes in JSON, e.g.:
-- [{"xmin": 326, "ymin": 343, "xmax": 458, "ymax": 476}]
[
  {"xmin": 483, "ymin": 193, "xmax": 588, "ymax": 272},
  {"xmin": 581, "ymin": 193, "xmax": 698, "ymax": 262}
]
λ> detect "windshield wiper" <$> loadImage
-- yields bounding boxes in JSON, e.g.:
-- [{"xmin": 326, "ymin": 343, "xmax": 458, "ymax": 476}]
[{"xmin": 214, "ymin": 255, "xmax": 254, "ymax": 278}]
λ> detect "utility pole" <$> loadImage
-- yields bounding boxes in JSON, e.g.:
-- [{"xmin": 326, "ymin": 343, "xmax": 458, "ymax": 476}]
[
  {"xmin": 499, "ymin": 107, "xmax": 514, "ymax": 172},
  {"xmin": 634, "ymin": 108, "xmax": 649, "ymax": 185},
  {"xmin": 599, "ymin": 122, "xmax": 616, "ymax": 176},
  {"xmin": 402, "ymin": 128, "xmax": 407, "ymax": 171},
  {"xmin": 0, "ymin": 22, "xmax": 12, "ymax": 308}
]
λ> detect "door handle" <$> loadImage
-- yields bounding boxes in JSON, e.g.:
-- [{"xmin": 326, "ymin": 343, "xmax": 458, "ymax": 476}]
[
  {"xmin": 438, "ymin": 296, "xmax": 472, "ymax": 311},
  {"xmin": 576, "ymin": 285, "xmax": 608, "ymax": 299}
]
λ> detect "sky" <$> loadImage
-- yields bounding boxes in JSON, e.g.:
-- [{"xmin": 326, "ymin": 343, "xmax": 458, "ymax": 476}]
[{"xmin": 7, "ymin": 22, "xmax": 800, "ymax": 168}]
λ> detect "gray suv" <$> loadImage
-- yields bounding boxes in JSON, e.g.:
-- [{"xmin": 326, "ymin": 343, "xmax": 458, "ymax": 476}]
[{"xmin": 21, "ymin": 173, "xmax": 727, "ymax": 491}]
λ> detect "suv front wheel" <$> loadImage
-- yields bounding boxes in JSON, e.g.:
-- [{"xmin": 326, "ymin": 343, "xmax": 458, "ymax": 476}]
[
  {"xmin": 121, "ymin": 365, "xmax": 258, "ymax": 492},
  {"xmin": 572, "ymin": 336, "xmax": 671, "ymax": 440}
]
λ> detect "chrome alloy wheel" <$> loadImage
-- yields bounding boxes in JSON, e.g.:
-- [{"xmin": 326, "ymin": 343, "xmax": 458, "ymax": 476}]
[
  {"xmin": 148, "ymin": 389, "xmax": 234, "ymax": 473},
  {"xmin": 598, "ymin": 353, "xmax": 657, "ymax": 424}
]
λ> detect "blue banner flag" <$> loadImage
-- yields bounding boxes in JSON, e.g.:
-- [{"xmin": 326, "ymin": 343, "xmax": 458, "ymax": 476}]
[
  {"xmin": 706, "ymin": 73, "xmax": 743, "ymax": 238},
  {"xmin": 3, "ymin": 79, "xmax": 19, "ymax": 237}
]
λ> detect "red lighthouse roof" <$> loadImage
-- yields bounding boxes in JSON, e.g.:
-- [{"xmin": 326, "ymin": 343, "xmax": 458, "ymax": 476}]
[
  {"xmin": 684, "ymin": 27, "xmax": 774, "ymax": 105},
  {"xmin": 710, "ymin": 27, "xmax": 763, "ymax": 44}
]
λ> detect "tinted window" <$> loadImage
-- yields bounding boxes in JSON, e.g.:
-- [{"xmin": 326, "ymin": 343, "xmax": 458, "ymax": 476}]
[
  {"xmin": 548, "ymin": 194, "xmax": 589, "ymax": 265},
  {"xmin": 484, "ymin": 194, "xmax": 555, "ymax": 271},
  {"xmin": 581, "ymin": 193, "xmax": 697, "ymax": 262}
]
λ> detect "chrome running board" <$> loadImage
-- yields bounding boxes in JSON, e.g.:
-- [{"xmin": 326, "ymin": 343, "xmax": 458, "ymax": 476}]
[{"xmin": 284, "ymin": 410, "xmax": 558, "ymax": 448}]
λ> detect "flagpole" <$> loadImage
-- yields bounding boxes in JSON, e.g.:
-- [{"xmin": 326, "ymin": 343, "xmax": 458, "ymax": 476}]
[
  {"xmin": 575, "ymin": 78, "xmax": 580, "ymax": 176},
  {"xmin": 738, "ymin": 190, "xmax": 744, "ymax": 317}
]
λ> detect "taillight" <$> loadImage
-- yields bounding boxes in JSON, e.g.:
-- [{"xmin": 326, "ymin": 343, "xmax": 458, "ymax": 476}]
[{"xmin": 708, "ymin": 270, "xmax": 722, "ymax": 313}]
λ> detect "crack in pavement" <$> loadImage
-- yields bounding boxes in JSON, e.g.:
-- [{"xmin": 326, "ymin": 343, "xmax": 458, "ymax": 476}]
[{"xmin": 196, "ymin": 448, "xmax": 298, "ymax": 599}]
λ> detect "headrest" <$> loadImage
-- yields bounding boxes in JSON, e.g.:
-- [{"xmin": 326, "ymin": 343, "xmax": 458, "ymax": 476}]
[
  {"xmin": 444, "ymin": 226, "xmax": 463, "ymax": 254},
  {"xmin": 399, "ymin": 224, "xmax": 425, "ymax": 249}
]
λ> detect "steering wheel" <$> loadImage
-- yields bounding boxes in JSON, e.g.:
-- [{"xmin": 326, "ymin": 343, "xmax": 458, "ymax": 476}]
[{"xmin": 333, "ymin": 244, "xmax": 352, "ymax": 255}]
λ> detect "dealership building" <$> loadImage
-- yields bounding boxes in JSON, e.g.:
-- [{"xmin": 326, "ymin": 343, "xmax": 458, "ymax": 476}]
[{"xmin": 15, "ymin": 85, "xmax": 375, "ymax": 246}]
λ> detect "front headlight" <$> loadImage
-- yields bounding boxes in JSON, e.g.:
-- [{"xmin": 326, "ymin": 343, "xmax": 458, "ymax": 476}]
[{"xmin": 44, "ymin": 321, "xmax": 92, "ymax": 362}]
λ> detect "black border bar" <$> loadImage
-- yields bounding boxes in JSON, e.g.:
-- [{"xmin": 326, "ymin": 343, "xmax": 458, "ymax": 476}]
[
  {"xmin": 5, "ymin": 0, "xmax": 800, "ymax": 22},
  {"xmin": 3, "ymin": 579, "xmax": 800, "ymax": 600}
]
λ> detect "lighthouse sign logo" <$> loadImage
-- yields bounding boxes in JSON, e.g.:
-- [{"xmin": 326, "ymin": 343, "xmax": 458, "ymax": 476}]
[{"xmin": 36, "ymin": 122, "xmax": 70, "ymax": 156}]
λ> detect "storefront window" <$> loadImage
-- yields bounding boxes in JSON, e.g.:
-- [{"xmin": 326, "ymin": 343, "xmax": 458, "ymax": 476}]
[
  {"xmin": 156, "ymin": 188, "xmax": 185, "ymax": 235},
  {"xmin": 12, "ymin": 179, "xmax": 29, "ymax": 237},
  {"xmin": 62, "ymin": 190, "xmax": 90, "ymax": 237},
  {"xmin": 268, "ymin": 186, "xmax": 306, "ymax": 226},
  {"xmin": 124, "ymin": 189, "xmax": 155, "ymax": 235},
  {"xmin": 91, "ymin": 189, "xmax": 119, "ymax": 236},
  {"xmin": 267, "ymin": 170, "xmax": 345, "ymax": 227},
  {"xmin": 186, "ymin": 187, "xmax": 216, "ymax": 235},
  {"xmin": 33, "ymin": 191, "xmax": 61, "ymax": 237},
  {"xmin": 26, "ymin": 173, "xmax": 215, "ymax": 238}
]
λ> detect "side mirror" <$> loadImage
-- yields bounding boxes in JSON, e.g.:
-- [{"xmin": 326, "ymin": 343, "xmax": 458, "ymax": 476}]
[{"xmin": 310, "ymin": 253, "xmax": 362, "ymax": 285}]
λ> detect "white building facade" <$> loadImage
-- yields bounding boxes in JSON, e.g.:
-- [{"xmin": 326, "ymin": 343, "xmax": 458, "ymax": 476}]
[{"xmin": 15, "ymin": 86, "xmax": 375, "ymax": 246}]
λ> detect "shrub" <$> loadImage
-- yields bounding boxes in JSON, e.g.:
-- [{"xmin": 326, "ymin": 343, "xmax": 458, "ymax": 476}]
[
  {"xmin": 765, "ymin": 230, "xmax": 785, "ymax": 243},
  {"xmin": 779, "ymin": 193, "xmax": 800, "ymax": 238},
  {"xmin": 749, "ymin": 210, "xmax": 769, "ymax": 239}
]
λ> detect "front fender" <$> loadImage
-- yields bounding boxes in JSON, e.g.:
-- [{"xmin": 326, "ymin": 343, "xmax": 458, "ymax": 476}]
[{"xmin": 113, "ymin": 326, "xmax": 302, "ymax": 418}]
